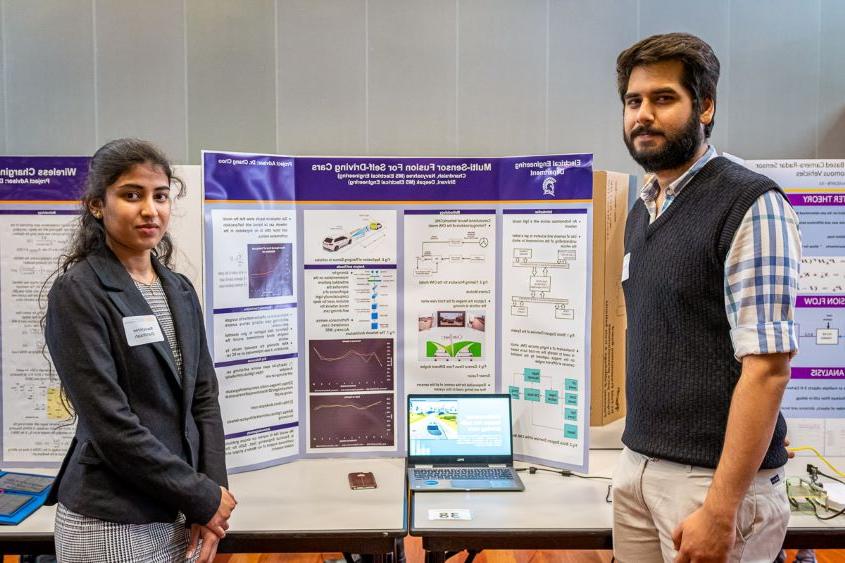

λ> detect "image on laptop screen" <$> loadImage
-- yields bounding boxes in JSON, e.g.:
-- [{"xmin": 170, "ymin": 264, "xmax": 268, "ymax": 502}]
[{"xmin": 408, "ymin": 396, "xmax": 512, "ymax": 457}]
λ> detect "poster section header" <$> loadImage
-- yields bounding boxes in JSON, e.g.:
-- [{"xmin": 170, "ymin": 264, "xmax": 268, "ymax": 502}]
[
  {"xmin": 788, "ymin": 193, "xmax": 845, "ymax": 206},
  {"xmin": 497, "ymin": 155, "xmax": 593, "ymax": 201},
  {"xmin": 0, "ymin": 157, "xmax": 89, "ymax": 201},
  {"xmin": 204, "ymin": 152, "xmax": 295, "ymax": 202},
  {"xmin": 204, "ymin": 152, "xmax": 593, "ymax": 202}
]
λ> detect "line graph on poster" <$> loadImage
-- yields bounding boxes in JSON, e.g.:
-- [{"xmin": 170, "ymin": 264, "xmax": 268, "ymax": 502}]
[
  {"xmin": 309, "ymin": 338, "xmax": 393, "ymax": 392},
  {"xmin": 309, "ymin": 393, "xmax": 394, "ymax": 448},
  {"xmin": 247, "ymin": 243, "xmax": 293, "ymax": 298}
]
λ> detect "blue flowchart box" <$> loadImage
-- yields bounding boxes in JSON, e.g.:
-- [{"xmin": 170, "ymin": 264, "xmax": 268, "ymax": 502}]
[{"xmin": 523, "ymin": 368, "xmax": 541, "ymax": 383}]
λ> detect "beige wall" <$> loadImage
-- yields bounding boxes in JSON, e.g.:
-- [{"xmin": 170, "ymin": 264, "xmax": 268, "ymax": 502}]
[{"xmin": 1, "ymin": 0, "xmax": 843, "ymax": 204}]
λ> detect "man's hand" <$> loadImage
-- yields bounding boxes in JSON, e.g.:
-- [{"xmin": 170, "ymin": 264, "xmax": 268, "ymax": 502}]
[
  {"xmin": 205, "ymin": 486, "xmax": 237, "ymax": 538},
  {"xmin": 187, "ymin": 524, "xmax": 221, "ymax": 563},
  {"xmin": 785, "ymin": 436, "xmax": 795, "ymax": 459},
  {"xmin": 676, "ymin": 353, "xmax": 790, "ymax": 562},
  {"xmin": 672, "ymin": 504, "xmax": 735, "ymax": 563}
]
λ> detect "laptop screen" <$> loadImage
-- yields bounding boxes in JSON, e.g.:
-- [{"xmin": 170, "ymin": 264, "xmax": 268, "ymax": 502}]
[{"xmin": 408, "ymin": 395, "xmax": 513, "ymax": 458}]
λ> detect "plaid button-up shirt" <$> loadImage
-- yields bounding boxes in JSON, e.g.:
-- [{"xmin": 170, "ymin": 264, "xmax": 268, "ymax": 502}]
[{"xmin": 639, "ymin": 146, "xmax": 802, "ymax": 360}]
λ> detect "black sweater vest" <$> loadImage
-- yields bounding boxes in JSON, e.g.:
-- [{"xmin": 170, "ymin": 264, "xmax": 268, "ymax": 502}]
[{"xmin": 622, "ymin": 157, "xmax": 788, "ymax": 469}]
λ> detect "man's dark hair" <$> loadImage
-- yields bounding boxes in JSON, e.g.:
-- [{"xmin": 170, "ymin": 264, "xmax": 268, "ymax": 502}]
[{"xmin": 616, "ymin": 32, "xmax": 720, "ymax": 138}]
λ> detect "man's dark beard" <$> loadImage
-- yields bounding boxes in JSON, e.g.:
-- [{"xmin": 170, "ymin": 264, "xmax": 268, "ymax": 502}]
[{"xmin": 624, "ymin": 111, "xmax": 703, "ymax": 172}]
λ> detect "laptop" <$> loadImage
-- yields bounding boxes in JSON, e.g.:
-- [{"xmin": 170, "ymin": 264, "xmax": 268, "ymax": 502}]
[{"xmin": 407, "ymin": 394, "xmax": 525, "ymax": 492}]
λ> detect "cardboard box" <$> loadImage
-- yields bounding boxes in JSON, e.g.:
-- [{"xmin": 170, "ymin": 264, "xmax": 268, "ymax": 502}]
[{"xmin": 590, "ymin": 171, "xmax": 633, "ymax": 425}]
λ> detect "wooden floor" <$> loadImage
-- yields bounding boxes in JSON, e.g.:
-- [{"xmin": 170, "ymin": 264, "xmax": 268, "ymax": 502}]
[
  {"xmin": 212, "ymin": 541, "xmax": 845, "ymax": 563},
  {"xmin": 3, "ymin": 539, "xmax": 843, "ymax": 562},
  {"xmin": 213, "ymin": 541, "xmax": 844, "ymax": 563}
]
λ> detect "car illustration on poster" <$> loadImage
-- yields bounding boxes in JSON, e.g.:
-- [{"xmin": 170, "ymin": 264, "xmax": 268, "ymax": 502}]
[
  {"xmin": 321, "ymin": 220, "xmax": 384, "ymax": 252},
  {"xmin": 322, "ymin": 235, "xmax": 351, "ymax": 252}
]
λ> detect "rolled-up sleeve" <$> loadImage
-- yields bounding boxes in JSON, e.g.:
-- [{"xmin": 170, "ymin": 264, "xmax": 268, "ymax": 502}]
[{"xmin": 725, "ymin": 189, "xmax": 802, "ymax": 360}]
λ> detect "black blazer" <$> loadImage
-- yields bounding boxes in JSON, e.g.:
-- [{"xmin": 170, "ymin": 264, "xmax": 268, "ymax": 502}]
[{"xmin": 45, "ymin": 246, "xmax": 227, "ymax": 525}]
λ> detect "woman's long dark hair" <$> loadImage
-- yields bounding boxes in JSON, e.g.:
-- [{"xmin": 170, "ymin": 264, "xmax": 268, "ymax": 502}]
[
  {"xmin": 44, "ymin": 138, "xmax": 185, "ymax": 422},
  {"xmin": 58, "ymin": 138, "xmax": 185, "ymax": 273}
]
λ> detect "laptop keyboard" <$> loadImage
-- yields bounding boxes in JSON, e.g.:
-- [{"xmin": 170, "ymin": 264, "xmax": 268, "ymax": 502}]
[{"xmin": 413, "ymin": 467, "xmax": 514, "ymax": 481}]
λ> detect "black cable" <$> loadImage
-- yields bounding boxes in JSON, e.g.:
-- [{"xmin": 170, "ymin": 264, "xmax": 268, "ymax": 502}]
[
  {"xmin": 808, "ymin": 497, "xmax": 845, "ymax": 520},
  {"xmin": 517, "ymin": 465, "xmax": 612, "ymax": 480},
  {"xmin": 569, "ymin": 472, "xmax": 613, "ymax": 481},
  {"xmin": 516, "ymin": 466, "xmax": 613, "ymax": 503},
  {"xmin": 817, "ymin": 469, "xmax": 845, "ymax": 487}
]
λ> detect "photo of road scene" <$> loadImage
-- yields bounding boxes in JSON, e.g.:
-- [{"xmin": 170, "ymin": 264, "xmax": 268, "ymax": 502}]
[
  {"xmin": 408, "ymin": 400, "xmax": 458, "ymax": 440},
  {"xmin": 417, "ymin": 309, "xmax": 486, "ymax": 361}
]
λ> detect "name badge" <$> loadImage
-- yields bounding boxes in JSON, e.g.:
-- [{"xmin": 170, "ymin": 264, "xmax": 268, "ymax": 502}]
[
  {"xmin": 122, "ymin": 315, "xmax": 164, "ymax": 347},
  {"xmin": 622, "ymin": 253, "xmax": 631, "ymax": 282}
]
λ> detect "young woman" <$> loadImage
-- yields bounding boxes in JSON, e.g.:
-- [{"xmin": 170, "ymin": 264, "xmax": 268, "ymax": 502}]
[{"xmin": 45, "ymin": 139, "xmax": 236, "ymax": 563}]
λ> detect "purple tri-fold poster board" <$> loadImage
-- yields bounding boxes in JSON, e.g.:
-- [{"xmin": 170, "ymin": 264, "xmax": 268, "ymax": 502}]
[{"xmin": 203, "ymin": 151, "xmax": 595, "ymax": 473}]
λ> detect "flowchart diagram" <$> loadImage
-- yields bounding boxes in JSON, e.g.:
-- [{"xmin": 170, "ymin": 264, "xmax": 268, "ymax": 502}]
[
  {"xmin": 414, "ymin": 232, "xmax": 488, "ymax": 276},
  {"xmin": 509, "ymin": 367, "xmax": 579, "ymax": 441},
  {"xmin": 810, "ymin": 320, "xmax": 841, "ymax": 346},
  {"xmin": 796, "ymin": 309, "xmax": 845, "ymax": 366},
  {"xmin": 510, "ymin": 247, "xmax": 576, "ymax": 319}
]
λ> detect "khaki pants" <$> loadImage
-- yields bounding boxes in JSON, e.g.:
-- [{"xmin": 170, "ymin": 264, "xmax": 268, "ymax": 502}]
[{"xmin": 612, "ymin": 447, "xmax": 790, "ymax": 563}]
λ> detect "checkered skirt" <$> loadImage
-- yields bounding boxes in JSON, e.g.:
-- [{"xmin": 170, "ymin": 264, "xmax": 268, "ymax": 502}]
[{"xmin": 55, "ymin": 503, "xmax": 200, "ymax": 563}]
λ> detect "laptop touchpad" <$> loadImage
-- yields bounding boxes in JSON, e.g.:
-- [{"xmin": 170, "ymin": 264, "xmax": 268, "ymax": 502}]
[{"xmin": 451, "ymin": 479, "xmax": 487, "ymax": 489}]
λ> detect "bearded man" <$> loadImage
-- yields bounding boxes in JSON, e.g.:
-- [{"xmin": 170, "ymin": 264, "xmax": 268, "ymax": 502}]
[{"xmin": 612, "ymin": 32, "xmax": 802, "ymax": 563}]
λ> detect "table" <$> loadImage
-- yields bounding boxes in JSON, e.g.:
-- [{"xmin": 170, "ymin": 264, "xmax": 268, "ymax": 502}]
[
  {"xmin": 220, "ymin": 457, "xmax": 407, "ymax": 558},
  {"xmin": 411, "ymin": 447, "xmax": 845, "ymax": 562},
  {"xmin": 411, "ymin": 450, "xmax": 617, "ymax": 562},
  {"xmin": 0, "ymin": 457, "xmax": 408, "ymax": 560}
]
